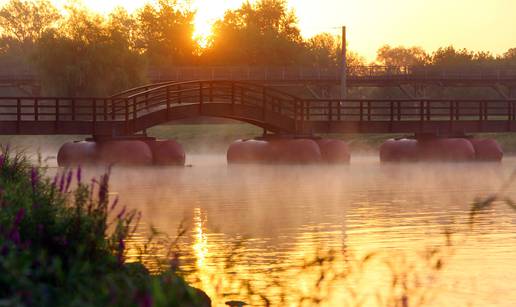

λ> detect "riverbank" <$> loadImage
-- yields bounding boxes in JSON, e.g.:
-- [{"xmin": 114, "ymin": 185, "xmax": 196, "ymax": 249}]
[
  {"xmin": 3, "ymin": 123, "xmax": 516, "ymax": 156},
  {"xmin": 147, "ymin": 123, "xmax": 516, "ymax": 154}
]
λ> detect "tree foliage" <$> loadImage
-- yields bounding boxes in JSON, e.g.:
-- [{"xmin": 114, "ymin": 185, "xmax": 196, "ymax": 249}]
[
  {"xmin": 0, "ymin": 0, "xmax": 516, "ymax": 96},
  {"xmin": 204, "ymin": 0, "xmax": 307, "ymax": 65},
  {"xmin": 377, "ymin": 45, "xmax": 430, "ymax": 67},
  {"xmin": 0, "ymin": 0, "xmax": 59, "ymax": 42}
]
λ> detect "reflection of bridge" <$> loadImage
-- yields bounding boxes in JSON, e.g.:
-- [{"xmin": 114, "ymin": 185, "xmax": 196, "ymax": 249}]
[{"xmin": 1, "ymin": 80, "xmax": 516, "ymax": 136}]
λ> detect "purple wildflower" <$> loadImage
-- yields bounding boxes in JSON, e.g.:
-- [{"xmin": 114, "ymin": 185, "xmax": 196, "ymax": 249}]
[
  {"xmin": 138, "ymin": 293, "xmax": 153, "ymax": 307},
  {"xmin": 58, "ymin": 171, "xmax": 66, "ymax": 193},
  {"xmin": 76, "ymin": 166, "xmax": 82, "ymax": 184},
  {"xmin": 30, "ymin": 167, "xmax": 38, "ymax": 192},
  {"xmin": 110, "ymin": 196, "xmax": 119, "ymax": 211},
  {"xmin": 0, "ymin": 155, "xmax": 5, "ymax": 169},
  {"xmin": 117, "ymin": 238, "xmax": 125, "ymax": 264},
  {"xmin": 14, "ymin": 208, "xmax": 25, "ymax": 225},
  {"xmin": 51, "ymin": 174, "xmax": 58, "ymax": 190},
  {"xmin": 117, "ymin": 206, "xmax": 127, "ymax": 220},
  {"xmin": 65, "ymin": 170, "xmax": 73, "ymax": 192},
  {"xmin": 9, "ymin": 229, "xmax": 20, "ymax": 245}
]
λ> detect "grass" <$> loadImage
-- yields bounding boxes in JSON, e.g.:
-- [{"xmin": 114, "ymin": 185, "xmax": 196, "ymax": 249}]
[
  {"xmin": 0, "ymin": 147, "xmax": 210, "ymax": 306},
  {"xmin": 149, "ymin": 123, "xmax": 516, "ymax": 154},
  {"xmin": 147, "ymin": 123, "xmax": 404, "ymax": 154}
]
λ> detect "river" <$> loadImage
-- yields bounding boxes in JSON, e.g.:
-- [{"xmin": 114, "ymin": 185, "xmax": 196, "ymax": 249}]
[{"xmin": 62, "ymin": 154, "xmax": 516, "ymax": 306}]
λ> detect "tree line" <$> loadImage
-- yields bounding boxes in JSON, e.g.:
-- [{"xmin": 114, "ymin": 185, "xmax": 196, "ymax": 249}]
[{"xmin": 0, "ymin": 0, "xmax": 515, "ymax": 96}]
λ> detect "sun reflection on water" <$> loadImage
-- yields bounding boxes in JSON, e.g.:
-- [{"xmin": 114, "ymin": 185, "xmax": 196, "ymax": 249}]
[{"xmin": 107, "ymin": 157, "xmax": 516, "ymax": 306}]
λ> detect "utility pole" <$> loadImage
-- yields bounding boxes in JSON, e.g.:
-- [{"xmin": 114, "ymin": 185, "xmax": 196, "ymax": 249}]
[{"xmin": 340, "ymin": 26, "xmax": 347, "ymax": 100}]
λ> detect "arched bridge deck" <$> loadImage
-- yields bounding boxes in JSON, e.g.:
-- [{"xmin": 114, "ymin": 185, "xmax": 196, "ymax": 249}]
[{"xmin": 0, "ymin": 80, "xmax": 516, "ymax": 136}]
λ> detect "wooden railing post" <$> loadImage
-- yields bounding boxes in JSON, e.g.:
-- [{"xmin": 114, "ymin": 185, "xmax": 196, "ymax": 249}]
[
  {"xmin": 17, "ymin": 98, "xmax": 21, "ymax": 133},
  {"xmin": 449, "ymin": 100, "xmax": 454, "ymax": 121},
  {"xmin": 103, "ymin": 99, "xmax": 108, "ymax": 121},
  {"xmin": 508, "ymin": 100, "xmax": 511, "ymax": 121},
  {"xmin": 34, "ymin": 98, "xmax": 39, "ymax": 121},
  {"xmin": 369, "ymin": 101, "xmax": 373, "ymax": 121},
  {"xmin": 390, "ymin": 101, "xmax": 394, "ymax": 122},
  {"xmin": 294, "ymin": 99, "xmax": 298, "ymax": 120},
  {"xmin": 125, "ymin": 99, "xmax": 129, "ymax": 122},
  {"xmin": 17, "ymin": 98, "xmax": 21, "ymax": 122},
  {"xmin": 478, "ymin": 101, "xmax": 482, "ymax": 121},
  {"xmin": 328, "ymin": 100, "xmax": 333, "ymax": 121},
  {"xmin": 360, "ymin": 101, "xmax": 364, "ymax": 121},
  {"xmin": 55, "ymin": 98, "xmax": 59, "ymax": 122},
  {"xmin": 72, "ymin": 99, "xmax": 76, "ymax": 121},
  {"xmin": 132, "ymin": 97, "xmax": 137, "ymax": 119},
  {"xmin": 93, "ymin": 99, "xmax": 97, "ymax": 123},
  {"xmin": 337, "ymin": 100, "xmax": 341, "ymax": 121},
  {"xmin": 305, "ymin": 100, "xmax": 310, "ymax": 121},
  {"xmin": 111, "ymin": 99, "xmax": 116, "ymax": 120},
  {"xmin": 419, "ymin": 100, "xmax": 424, "ymax": 121},
  {"xmin": 426, "ymin": 101, "xmax": 431, "ymax": 121},
  {"xmin": 92, "ymin": 99, "xmax": 97, "ymax": 134}
]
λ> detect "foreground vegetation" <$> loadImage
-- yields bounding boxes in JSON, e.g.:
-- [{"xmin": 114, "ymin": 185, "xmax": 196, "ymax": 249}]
[{"xmin": 0, "ymin": 148, "xmax": 209, "ymax": 306}]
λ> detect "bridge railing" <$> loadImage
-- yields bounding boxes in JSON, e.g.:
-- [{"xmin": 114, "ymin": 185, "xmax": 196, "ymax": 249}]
[
  {"xmin": 302, "ymin": 99, "xmax": 516, "ymax": 122},
  {"xmin": 0, "ymin": 97, "xmax": 134, "ymax": 122},
  {"xmin": 125, "ymin": 80, "xmax": 301, "ymax": 122}
]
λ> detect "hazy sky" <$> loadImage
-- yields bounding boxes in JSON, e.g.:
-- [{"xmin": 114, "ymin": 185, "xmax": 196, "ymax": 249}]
[{"xmin": 3, "ymin": 0, "xmax": 516, "ymax": 61}]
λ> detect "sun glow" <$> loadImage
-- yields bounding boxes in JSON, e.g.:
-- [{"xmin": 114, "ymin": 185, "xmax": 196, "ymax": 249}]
[
  {"xmin": 1, "ymin": 0, "xmax": 516, "ymax": 59},
  {"xmin": 190, "ymin": 0, "xmax": 245, "ymax": 48},
  {"xmin": 46, "ymin": 0, "xmax": 246, "ymax": 48}
]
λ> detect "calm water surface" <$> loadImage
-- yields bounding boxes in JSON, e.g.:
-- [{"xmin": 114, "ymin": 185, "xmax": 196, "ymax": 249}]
[{"xmin": 87, "ymin": 155, "xmax": 515, "ymax": 306}]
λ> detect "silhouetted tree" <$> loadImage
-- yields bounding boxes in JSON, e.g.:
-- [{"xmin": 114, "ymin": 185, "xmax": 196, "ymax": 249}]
[
  {"xmin": 204, "ymin": 0, "xmax": 305, "ymax": 65},
  {"xmin": 35, "ymin": 3, "xmax": 146, "ymax": 96},
  {"xmin": 376, "ymin": 45, "xmax": 430, "ymax": 67},
  {"xmin": 0, "ymin": 0, "xmax": 59, "ymax": 43},
  {"xmin": 135, "ymin": 0, "xmax": 196, "ymax": 67}
]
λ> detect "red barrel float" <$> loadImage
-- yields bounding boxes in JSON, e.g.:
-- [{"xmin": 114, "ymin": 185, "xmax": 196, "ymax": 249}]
[
  {"xmin": 418, "ymin": 138, "xmax": 475, "ymax": 161},
  {"xmin": 266, "ymin": 139, "xmax": 322, "ymax": 164},
  {"xmin": 227, "ymin": 139, "xmax": 269, "ymax": 164},
  {"xmin": 146, "ymin": 139, "xmax": 186, "ymax": 166},
  {"xmin": 469, "ymin": 139, "xmax": 503, "ymax": 161},
  {"xmin": 98, "ymin": 140, "xmax": 153, "ymax": 166},
  {"xmin": 316, "ymin": 139, "xmax": 351, "ymax": 164},
  {"xmin": 379, "ymin": 139, "xmax": 418, "ymax": 162},
  {"xmin": 57, "ymin": 141, "xmax": 98, "ymax": 167}
]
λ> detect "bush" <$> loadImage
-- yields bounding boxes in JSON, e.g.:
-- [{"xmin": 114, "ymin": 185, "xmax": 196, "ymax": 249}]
[{"xmin": 0, "ymin": 147, "xmax": 209, "ymax": 306}]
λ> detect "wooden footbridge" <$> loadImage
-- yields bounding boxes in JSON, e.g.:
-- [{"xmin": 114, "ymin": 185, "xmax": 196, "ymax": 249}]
[{"xmin": 1, "ymin": 80, "xmax": 516, "ymax": 136}]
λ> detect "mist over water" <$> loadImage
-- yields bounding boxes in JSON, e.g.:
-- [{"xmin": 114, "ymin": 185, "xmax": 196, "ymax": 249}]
[{"xmin": 16, "ymin": 139, "xmax": 516, "ymax": 306}]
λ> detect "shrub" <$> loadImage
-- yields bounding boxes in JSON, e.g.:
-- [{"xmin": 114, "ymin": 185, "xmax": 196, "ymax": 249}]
[{"xmin": 0, "ymin": 147, "xmax": 209, "ymax": 306}]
